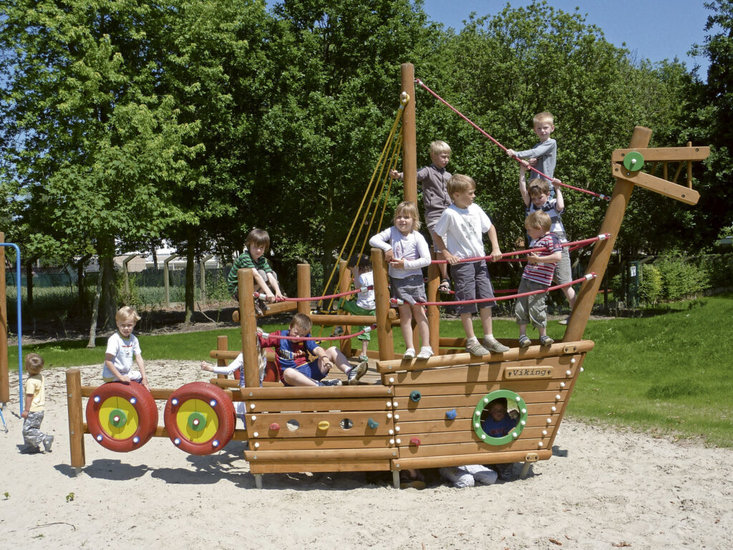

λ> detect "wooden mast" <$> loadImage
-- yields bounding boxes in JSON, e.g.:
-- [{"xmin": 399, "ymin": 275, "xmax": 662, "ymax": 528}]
[{"xmin": 563, "ymin": 126, "xmax": 652, "ymax": 341}]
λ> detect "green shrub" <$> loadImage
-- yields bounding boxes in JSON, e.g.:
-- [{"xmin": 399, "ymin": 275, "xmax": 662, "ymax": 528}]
[
  {"xmin": 638, "ymin": 263, "xmax": 662, "ymax": 305},
  {"xmin": 699, "ymin": 253, "xmax": 733, "ymax": 289},
  {"xmin": 656, "ymin": 253, "xmax": 708, "ymax": 301}
]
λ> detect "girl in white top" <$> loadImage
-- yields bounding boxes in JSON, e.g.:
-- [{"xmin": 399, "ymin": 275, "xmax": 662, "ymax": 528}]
[{"xmin": 369, "ymin": 201, "xmax": 433, "ymax": 360}]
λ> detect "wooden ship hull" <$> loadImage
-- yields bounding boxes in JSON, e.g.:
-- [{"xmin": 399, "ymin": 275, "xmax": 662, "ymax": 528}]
[{"xmin": 65, "ymin": 63, "xmax": 707, "ymax": 488}]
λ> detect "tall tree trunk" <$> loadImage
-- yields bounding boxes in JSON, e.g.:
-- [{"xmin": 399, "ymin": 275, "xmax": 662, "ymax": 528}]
[
  {"xmin": 184, "ymin": 242, "xmax": 195, "ymax": 324},
  {"xmin": 87, "ymin": 269, "xmax": 102, "ymax": 348},
  {"xmin": 76, "ymin": 254, "xmax": 91, "ymax": 316},
  {"xmin": 25, "ymin": 261, "xmax": 34, "ymax": 311},
  {"xmin": 100, "ymin": 254, "xmax": 117, "ymax": 329}
]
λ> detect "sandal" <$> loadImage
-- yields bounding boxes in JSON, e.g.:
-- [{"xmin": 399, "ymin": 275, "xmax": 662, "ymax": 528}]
[{"xmin": 438, "ymin": 278, "xmax": 451, "ymax": 293}]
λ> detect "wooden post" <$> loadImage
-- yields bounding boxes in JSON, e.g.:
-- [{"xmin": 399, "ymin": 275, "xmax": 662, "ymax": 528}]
[
  {"xmin": 564, "ymin": 126, "xmax": 653, "ymax": 341},
  {"xmin": 66, "ymin": 368, "xmax": 86, "ymax": 469},
  {"xmin": 0, "ymin": 232, "xmax": 7, "ymax": 404},
  {"xmin": 426, "ymin": 261, "xmax": 440, "ymax": 353},
  {"xmin": 372, "ymin": 248, "xmax": 394, "ymax": 360},
  {"xmin": 401, "ymin": 63, "xmax": 417, "ymax": 205},
  {"xmin": 122, "ymin": 254, "xmax": 139, "ymax": 296},
  {"xmin": 297, "ymin": 263, "xmax": 311, "ymax": 316},
  {"xmin": 238, "ymin": 269, "xmax": 260, "ymax": 389},
  {"xmin": 337, "ymin": 260, "xmax": 352, "ymax": 356}
]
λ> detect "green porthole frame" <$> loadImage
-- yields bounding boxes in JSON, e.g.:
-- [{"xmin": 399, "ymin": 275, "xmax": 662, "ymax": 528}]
[{"xmin": 472, "ymin": 389, "xmax": 528, "ymax": 446}]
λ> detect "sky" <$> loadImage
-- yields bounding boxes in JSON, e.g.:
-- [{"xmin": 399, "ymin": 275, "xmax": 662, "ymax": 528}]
[{"xmin": 421, "ymin": 0, "xmax": 712, "ymax": 77}]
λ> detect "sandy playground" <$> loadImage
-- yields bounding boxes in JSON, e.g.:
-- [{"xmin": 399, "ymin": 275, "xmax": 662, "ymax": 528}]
[{"xmin": 1, "ymin": 360, "xmax": 731, "ymax": 549}]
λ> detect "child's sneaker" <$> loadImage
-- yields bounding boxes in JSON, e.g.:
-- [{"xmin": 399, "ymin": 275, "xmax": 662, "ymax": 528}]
[
  {"xmin": 465, "ymin": 340, "xmax": 489, "ymax": 356},
  {"xmin": 320, "ymin": 379, "xmax": 342, "ymax": 386},
  {"xmin": 540, "ymin": 335, "xmax": 554, "ymax": 346},
  {"xmin": 403, "ymin": 348, "xmax": 416, "ymax": 360},
  {"xmin": 518, "ymin": 335, "xmax": 531, "ymax": 348},
  {"xmin": 347, "ymin": 361, "xmax": 368, "ymax": 385},
  {"xmin": 357, "ymin": 354, "xmax": 369, "ymax": 363},
  {"xmin": 558, "ymin": 315, "xmax": 570, "ymax": 325},
  {"xmin": 416, "ymin": 346, "xmax": 434, "ymax": 360},
  {"xmin": 43, "ymin": 435, "xmax": 54, "ymax": 452},
  {"xmin": 482, "ymin": 336, "xmax": 509, "ymax": 353}
]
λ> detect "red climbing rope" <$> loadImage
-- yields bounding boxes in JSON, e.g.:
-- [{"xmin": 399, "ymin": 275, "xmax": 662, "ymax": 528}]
[
  {"xmin": 391, "ymin": 274, "xmax": 596, "ymax": 307},
  {"xmin": 428, "ymin": 234, "xmax": 610, "ymax": 265},
  {"xmin": 415, "ymin": 78, "xmax": 610, "ymax": 201},
  {"xmin": 255, "ymin": 286, "xmax": 373, "ymax": 303},
  {"xmin": 258, "ymin": 325, "xmax": 376, "ymax": 342}
]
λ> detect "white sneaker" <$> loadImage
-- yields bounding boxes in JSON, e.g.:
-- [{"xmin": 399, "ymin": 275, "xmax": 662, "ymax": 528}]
[
  {"xmin": 347, "ymin": 361, "xmax": 368, "ymax": 385},
  {"xmin": 416, "ymin": 347, "xmax": 434, "ymax": 360},
  {"xmin": 403, "ymin": 348, "xmax": 415, "ymax": 360}
]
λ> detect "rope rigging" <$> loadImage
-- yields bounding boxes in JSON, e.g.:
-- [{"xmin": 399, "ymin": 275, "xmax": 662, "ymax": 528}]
[{"xmin": 414, "ymin": 78, "xmax": 611, "ymax": 201}]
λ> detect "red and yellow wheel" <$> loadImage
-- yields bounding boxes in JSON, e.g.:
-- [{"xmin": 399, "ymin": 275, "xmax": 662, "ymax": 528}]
[
  {"xmin": 163, "ymin": 382, "xmax": 235, "ymax": 455},
  {"xmin": 86, "ymin": 382, "xmax": 158, "ymax": 452}
]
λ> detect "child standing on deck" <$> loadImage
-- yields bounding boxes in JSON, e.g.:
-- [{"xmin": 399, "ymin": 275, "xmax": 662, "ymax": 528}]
[
  {"xmin": 519, "ymin": 163, "xmax": 576, "ymax": 323},
  {"xmin": 369, "ymin": 201, "xmax": 433, "ymax": 360},
  {"xmin": 390, "ymin": 140, "xmax": 453, "ymax": 292},
  {"xmin": 506, "ymin": 111, "xmax": 557, "ymax": 185},
  {"xmin": 433, "ymin": 175, "xmax": 510, "ymax": 356},
  {"xmin": 515, "ymin": 210, "xmax": 562, "ymax": 348},
  {"xmin": 21, "ymin": 353, "xmax": 53, "ymax": 454},
  {"xmin": 227, "ymin": 228, "xmax": 284, "ymax": 315},
  {"xmin": 103, "ymin": 306, "xmax": 149, "ymax": 389},
  {"xmin": 336, "ymin": 253, "xmax": 376, "ymax": 362}
]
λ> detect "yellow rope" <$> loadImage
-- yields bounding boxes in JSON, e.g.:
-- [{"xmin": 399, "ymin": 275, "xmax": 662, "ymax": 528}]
[{"xmin": 318, "ymin": 99, "xmax": 407, "ymax": 309}]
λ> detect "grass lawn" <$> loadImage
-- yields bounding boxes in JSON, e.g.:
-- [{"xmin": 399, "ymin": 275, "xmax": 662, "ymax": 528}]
[{"xmin": 8, "ymin": 293, "xmax": 733, "ymax": 446}]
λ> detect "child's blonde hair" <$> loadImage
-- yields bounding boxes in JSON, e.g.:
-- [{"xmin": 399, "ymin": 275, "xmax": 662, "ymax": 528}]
[
  {"xmin": 290, "ymin": 312, "xmax": 312, "ymax": 334},
  {"xmin": 528, "ymin": 178, "xmax": 551, "ymax": 197},
  {"xmin": 525, "ymin": 210, "xmax": 552, "ymax": 232},
  {"xmin": 394, "ymin": 201, "xmax": 421, "ymax": 231},
  {"xmin": 447, "ymin": 174, "xmax": 476, "ymax": 198},
  {"xmin": 245, "ymin": 228, "xmax": 271, "ymax": 254},
  {"xmin": 429, "ymin": 140, "xmax": 451, "ymax": 156},
  {"xmin": 533, "ymin": 111, "xmax": 554, "ymax": 126},
  {"xmin": 116, "ymin": 306, "xmax": 141, "ymax": 325},
  {"xmin": 25, "ymin": 353, "xmax": 44, "ymax": 375}
]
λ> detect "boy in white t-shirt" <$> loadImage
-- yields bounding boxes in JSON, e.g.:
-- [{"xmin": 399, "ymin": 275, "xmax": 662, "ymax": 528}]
[
  {"xmin": 102, "ymin": 306, "xmax": 149, "ymax": 389},
  {"xmin": 433, "ymin": 175, "xmax": 510, "ymax": 356}
]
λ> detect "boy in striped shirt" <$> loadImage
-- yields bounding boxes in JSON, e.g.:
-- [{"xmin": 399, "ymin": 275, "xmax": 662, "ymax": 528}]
[{"xmin": 515, "ymin": 210, "xmax": 562, "ymax": 348}]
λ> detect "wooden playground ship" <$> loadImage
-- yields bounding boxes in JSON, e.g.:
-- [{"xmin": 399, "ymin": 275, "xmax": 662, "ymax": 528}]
[{"xmin": 64, "ymin": 63, "xmax": 709, "ymax": 488}]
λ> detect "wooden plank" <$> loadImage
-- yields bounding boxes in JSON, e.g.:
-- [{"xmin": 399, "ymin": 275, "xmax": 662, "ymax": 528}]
[
  {"xmin": 393, "ymin": 449, "xmax": 552, "ymax": 470},
  {"xmin": 611, "ymin": 164, "xmax": 700, "ymax": 205},
  {"xmin": 397, "ymin": 411, "xmax": 561, "ymax": 434},
  {"xmin": 241, "ymin": 385, "xmax": 393, "ymax": 400},
  {"xmin": 397, "ymin": 439, "xmax": 543, "ymax": 458},
  {"xmin": 391, "ymin": 390, "xmax": 565, "ymax": 410},
  {"xmin": 395, "ymin": 426, "xmax": 550, "ymax": 446},
  {"xmin": 248, "ymin": 397, "xmax": 396, "ymax": 413},
  {"xmin": 391, "ymin": 379, "xmax": 566, "ymax": 397},
  {"xmin": 397, "ymin": 408, "xmax": 562, "ymax": 427},
  {"xmin": 376, "ymin": 340, "xmax": 595, "ymax": 373},
  {"xmin": 611, "ymin": 146, "xmax": 710, "ymax": 162},
  {"xmin": 245, "ymin": 447, "xmax": 395, "ymax": 462},
  {"xmin": 249, "ymin": 460, "xmax": 392, "ymax": 474},
  {"xmin": 249, "ymin": 436, "xmax": 393, "ymax": 450},
  {"xmin": 246, "ymin": 411, "xmax": 394, "ymax": 437}
]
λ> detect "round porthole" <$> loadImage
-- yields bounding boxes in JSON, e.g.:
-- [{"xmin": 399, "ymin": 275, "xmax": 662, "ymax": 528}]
[{"xmin": 472, "ymin": 389, "xmax": 527, "ymax": 446}]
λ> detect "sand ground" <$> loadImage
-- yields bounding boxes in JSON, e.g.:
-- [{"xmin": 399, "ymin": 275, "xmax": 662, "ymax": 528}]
[{"xmin": 1, "ymin": 361, "xmax": 731, "ymax": 549}]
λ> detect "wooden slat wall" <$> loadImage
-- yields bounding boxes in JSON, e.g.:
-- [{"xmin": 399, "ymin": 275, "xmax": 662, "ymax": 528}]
[
  {"xmin": 243, "ymin": 388, "xmax": 398, "ymax": 474},
  {"xmin": 386, "ymin": 352, "xmax": 588, "ymax": 469}
]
